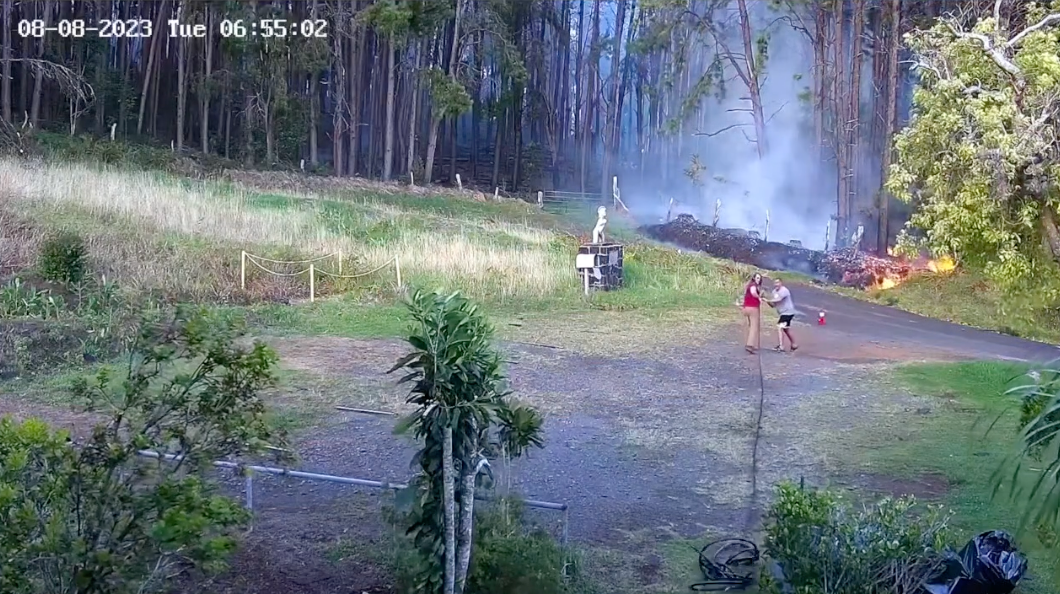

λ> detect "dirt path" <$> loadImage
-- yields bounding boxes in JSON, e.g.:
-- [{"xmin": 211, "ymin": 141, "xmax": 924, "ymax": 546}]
[
  {"xmin": 0, "ymin": 313, "xmax": 986, "ymax": 594},
  {"xmin": 171, "ymin": 317, "xmax": 968, "ymax": 594}
]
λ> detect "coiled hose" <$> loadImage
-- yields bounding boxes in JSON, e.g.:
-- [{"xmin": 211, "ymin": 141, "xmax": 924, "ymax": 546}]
[{"xmin": 690, "ymin": 538, "xmax": 761, "ymax": 591}]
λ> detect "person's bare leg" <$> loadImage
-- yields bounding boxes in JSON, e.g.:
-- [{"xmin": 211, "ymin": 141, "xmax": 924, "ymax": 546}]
[
  {"xmin": 784, "ymin": 327, "xmax": 798, "ymax": 350},
  {"xmin": 744, "ymin": 311, "xmax": 753, "ymax": 352}
]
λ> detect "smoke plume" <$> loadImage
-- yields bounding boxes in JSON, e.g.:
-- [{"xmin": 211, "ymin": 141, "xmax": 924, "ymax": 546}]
[{"xmin": 621, "ymin": 3, "xmax": 836, "ymax": 251}]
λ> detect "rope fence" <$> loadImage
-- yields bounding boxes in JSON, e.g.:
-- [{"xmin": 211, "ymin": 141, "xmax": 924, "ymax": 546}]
[{"xmin": 240, "ymin": 250, "xmax": 402, "ymax": 302}]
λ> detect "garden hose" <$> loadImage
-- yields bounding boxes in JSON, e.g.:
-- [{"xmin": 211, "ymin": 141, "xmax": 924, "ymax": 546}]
[
  {"xmin": 689, "ymin": 343, "xmax": 767, "ymax": 591},
  {"xmin": 689, "ymin": 538, "xmax": 760, "ymax": 591}
]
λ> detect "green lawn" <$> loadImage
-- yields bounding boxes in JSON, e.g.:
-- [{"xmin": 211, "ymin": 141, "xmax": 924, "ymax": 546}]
[{"xmin": 884, "ymin": 361, "xmax": 1059, "ymax": 592}]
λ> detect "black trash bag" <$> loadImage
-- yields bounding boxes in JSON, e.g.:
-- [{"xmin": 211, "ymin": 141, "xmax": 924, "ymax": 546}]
[{"xmin": 923, "ymin": 531, "xmax": 1028, "ymax": 594}]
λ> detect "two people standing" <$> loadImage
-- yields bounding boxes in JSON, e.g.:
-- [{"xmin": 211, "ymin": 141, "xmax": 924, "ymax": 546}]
[{"xmin": 742, "ymin": 274, "xmax": 799, "ymax": 354}]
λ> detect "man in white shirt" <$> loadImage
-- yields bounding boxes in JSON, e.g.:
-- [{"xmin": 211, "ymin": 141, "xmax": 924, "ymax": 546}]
[{"xmin": 765, "ymin": 278, "xmax": 799, "ymax": 352}]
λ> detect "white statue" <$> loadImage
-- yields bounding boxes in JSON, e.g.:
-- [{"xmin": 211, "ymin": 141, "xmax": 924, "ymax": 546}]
[
  {"xmin": 851, "ymin": 224, "xmax": 864, "ymax": 248},
  {"xmin": 592, "ymin": 206, "xmax": 607, "ymax": 244}
]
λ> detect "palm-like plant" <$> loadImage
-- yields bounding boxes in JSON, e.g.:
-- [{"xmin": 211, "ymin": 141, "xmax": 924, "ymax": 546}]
[
  {"xmin": 390, "ymin": 289, "xmax": 544, "ymax": 594},
  {"xmin": 996, "ymin": 365, "xmax": 1060, "ymax": 532}
]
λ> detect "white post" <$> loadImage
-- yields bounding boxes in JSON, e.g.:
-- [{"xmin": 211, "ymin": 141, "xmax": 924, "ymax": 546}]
[
  {"xmin": 300, "ymin": 159, "xmax": 305, "ymax": 172},
  {"xmin": 583, "ymin": 270, "xmax": 590, "ymax": 296},
  {"xmin": 394, "ymin": 257, "xmax": 402, "ymax": 289},
  {"xmin": 456, "ymin": 173, "xmax": 463, "ymax": 190},
  {"xmin": 612, "ymin": 176, "xmax": 619, "ymax": 209},
  {"xmin": 409, "ymin": 170, "xmax": 415, "ymax": 187},
  {"xmin": 309, "ymin": 264, "xmax": 315, "ymax": 303},
  {"xmin": 494, "ymin": 187, "xmax": 499, "ymax": 200},
  {"xmin": 109, "ymin": 122, "xmax": 117, "ymax": 141},
  {"xmin": 537, "ymin": 191, "xmax": 543, "ymax": 208},
  {"xmin": 713, "ymin": 199, "xmax": 721, "ymax": 227},
  {"xmin": 825, "ymin": 220, "xmax": 831, "ymax": 251},
  {"xmin": 764, "ymin": 209, "xmax": 770, "ymax": 242},
  {"xmin": 240, "ymin": 251, "xmax": 246, "ymax": 290},
  {"xmin": 337, "ymin": 250, "xmax": 342, "ymax": 275}
]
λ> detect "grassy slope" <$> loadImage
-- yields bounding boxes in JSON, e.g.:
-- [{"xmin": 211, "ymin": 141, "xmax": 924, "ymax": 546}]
[
  {"xmin": 881, "ymin": 361, "xmax": 1059, "ymax": 591},
  {"xmin": 0, "ymin": 157, "xmax": 751, "ymax": 338},
  {"xmin": 844, "ymin": 269, "xmax": 1060, "ymax": 345}
]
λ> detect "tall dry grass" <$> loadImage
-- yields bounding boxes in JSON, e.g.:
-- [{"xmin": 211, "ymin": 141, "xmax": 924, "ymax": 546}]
[{"xmin": 0, "ymin": 159, "xmax": 575, "ymax": 302}]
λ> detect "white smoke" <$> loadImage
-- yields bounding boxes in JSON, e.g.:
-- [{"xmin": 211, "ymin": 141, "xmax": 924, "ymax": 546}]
[{"xmin": 622, "ymin": 3, "xmax": 835, "ymax": 251}]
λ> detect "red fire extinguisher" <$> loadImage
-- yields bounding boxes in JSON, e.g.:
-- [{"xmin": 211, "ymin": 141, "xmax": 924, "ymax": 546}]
[{"xmin": 818, "ymin": 311, "xmax": 826, "ymax": 326}]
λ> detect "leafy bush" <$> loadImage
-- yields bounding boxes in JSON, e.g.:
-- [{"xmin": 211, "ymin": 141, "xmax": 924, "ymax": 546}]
[
  {"xmin": 761, "ymin": 482, "xmax": 955, "ymax": 594},
  {"xmin": 38, "ymin": 230, "xmax": 88, "ymax": 284},
  {"xmin": 0, "ymin": 306, "xmax": 286, "ymax": 594},
  {"xmin": 386, "ymin": 499, "xmax": 571, "ymax": 594},
  {"xmin": 465, "ymin": 500, "xmax": 566, "ymax": 594}
]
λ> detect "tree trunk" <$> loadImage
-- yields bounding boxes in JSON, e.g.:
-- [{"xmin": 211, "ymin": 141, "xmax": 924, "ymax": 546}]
[
  {"xmin": 347, "ymin": 10, "xmax": 363, "ymax": 176},
  {"xmin": 243, "ymin": 90, "xmax": 255, "ymax": 166},
  {"xmin": 877, "ymin": 0, "xmax": 901, "ymax": 254},
  {"xmin": 572, "ymin": 0, "xmax": 585, "ymax": 187},
  {"xmin": 1, "ymin": 0, "xmax": 11, "ymax": 124},
  {"xmin": 847, "ymin": 0, "xmax": 865, "ymax": 238},
  {"xmin": 813, "ymin": 3, "xmax": 827, "ymax": 165},
  {"xmin": 425, "ymin": 114, "xmax": 443, "ymax": 185},
  {"xmin": 736, "ymin": 0, "xmax": 767, "ymax": 157},
  {"xmin": 454, "ymin": 456, "xmax": 479, "ymax": 594},
  {"xmin": 201, "ymin": 4, "xmax": 213, "ymax": 154},
  {"xmin": 599, "ymin": 0, "xmax": 627, "ymax": 199},
  {"xmin": 383, "ymin": 36, "xmax": 398, "ymax": 181},
  {"xmin": 442, "ymin": 426, "xmax": 457, "ymax": 594},
  {"xmin": 29, "ymin": 0, "xmax": 54, "ymax": 130},
  {"xmin": 333, "ymin": 10, "xmax": 346, "ymax": 176},
  {"xmin": 491, "ymin": 94, "xmax": 506, "ymax": 188},
  {"xmin": 265, "ymin": 98, "xmax": 275, "ymax": 164},
  {"xmin": 557, "ymin": 0, "xmax": 572, "ymax": 166},
  {"xmin": 407, "ymin": 40, "xmax": 423, "ymax": 183},
  {"xmin": 137, "ymin": 0, "xmax": 168, "ymax": 135},
  {"xmin": 424, "ymin": 0, "xmax": 464, "ymax": 185},
  {"xmin": 149, "ymin": 44, "xmax": 163, "ymax": 134},
  {"xmin": 580, "ymin": 0, "xmax": 601, "ymax": 193},
  {"xmin": 834, "ymin": 4, "xmax": 848, "ymax": 244},
  {"xmin": 176, "ymin": 4, "xmax": 187, "ymax": 151},
  {"xmin": 223, "ymin": 82, "xmax": 231, "ymax": 158}
]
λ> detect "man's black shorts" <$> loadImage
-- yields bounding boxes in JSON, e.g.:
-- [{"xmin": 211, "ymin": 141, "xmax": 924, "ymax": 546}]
[{"xmin": 777, "ymin": 314, "xmax": 795, "ymax": 328}]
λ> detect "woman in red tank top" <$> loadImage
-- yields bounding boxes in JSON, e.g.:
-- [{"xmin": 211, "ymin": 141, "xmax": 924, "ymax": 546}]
[{"xmin": 742, "ymin": 273, "xmax": 763, "ymax": 353}]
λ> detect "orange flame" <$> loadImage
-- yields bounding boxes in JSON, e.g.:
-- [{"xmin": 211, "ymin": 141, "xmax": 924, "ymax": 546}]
[
  {"xmin": 876, "ymin": 276, "xmax": 900, "ymax": 290},
  {"xmin": 927, "ymin": 256, "xmax": 956, "ymax": 273}
]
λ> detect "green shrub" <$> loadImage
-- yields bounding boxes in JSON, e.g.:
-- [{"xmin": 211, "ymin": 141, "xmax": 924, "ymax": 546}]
[
  {"xmin": 465, "ymin": 501, "xmax": 567, "ymax": 594},
  {"xmin": 761, "ymin": 482, "xmax": 955, "ymax": 594},
  {"xmin": 386, "ymin": 498, "xmax": 572, "ymax": 594},
  {"xmin": 38, "ymin": 231, "xmax": 87, "ymax": 284},
  {"xmin": 0, "ymin": 307, "xmax": 286, "ymax": 594}
]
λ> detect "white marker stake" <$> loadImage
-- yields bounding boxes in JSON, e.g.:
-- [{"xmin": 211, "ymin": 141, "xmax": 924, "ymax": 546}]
[{"xmin": 240, "ymin": 251, "xmax": 246, "ymax": 290}]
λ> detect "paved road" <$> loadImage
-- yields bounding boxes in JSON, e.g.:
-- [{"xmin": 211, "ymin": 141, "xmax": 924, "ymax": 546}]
[{"xmin": 787, "ymin": 282, "xmax": 1060, "ymax": 363}]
